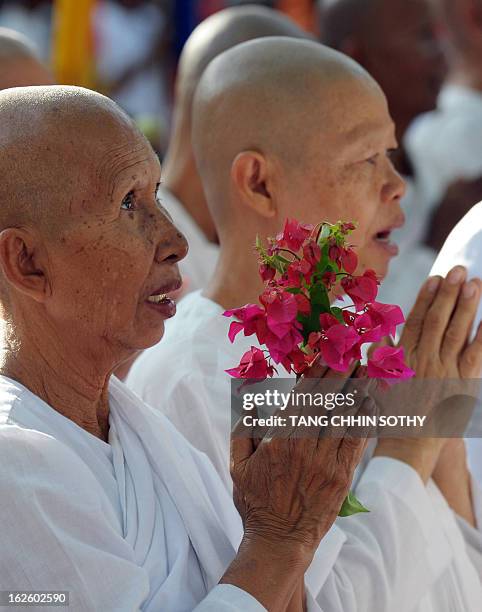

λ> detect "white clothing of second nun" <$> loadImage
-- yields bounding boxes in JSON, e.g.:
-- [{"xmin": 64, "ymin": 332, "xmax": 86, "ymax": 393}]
[
  {"xmin": 159, "ymin": 186, "xmax": 219, "ymax": 294},
  {"xmin": 127, "ymin": 290, "xmax": 482, "ymax": 611}
]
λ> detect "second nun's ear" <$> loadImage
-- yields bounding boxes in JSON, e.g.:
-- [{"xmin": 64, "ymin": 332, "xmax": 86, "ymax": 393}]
[{"xmin": 231, "ymin": 150, "xmax": 276, "ymax": 219}]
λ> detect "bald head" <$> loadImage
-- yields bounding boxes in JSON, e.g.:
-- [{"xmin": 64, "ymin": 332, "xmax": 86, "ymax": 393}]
[
  {"xmin": 0, "ymin": 85, "xmax": 143, "ymax": 232},
  {"xmin": 176, "ymin": 5, "xmax": 311, "ymax": 117},
  {"xmin": 0, "ymin": 28, "xmax": 53, "ymax": 89},
  {"xmin": 192, "ymin": 37, "xmax": 380, "ymax": 227}
]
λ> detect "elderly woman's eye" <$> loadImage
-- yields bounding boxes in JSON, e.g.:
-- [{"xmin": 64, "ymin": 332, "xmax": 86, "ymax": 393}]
[
  {"xmin": 121, "ymin": 191, "xmax": 136, "ymax": 211},
  {"xmin": 365, "ymin": 154, "xmax": 378, "ymax": 166}
]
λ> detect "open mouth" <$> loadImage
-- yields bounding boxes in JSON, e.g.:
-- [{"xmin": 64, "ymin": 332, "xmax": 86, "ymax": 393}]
[{"xmin": 374, "ymin": 230, "xmax": 392, "ymax": 243}]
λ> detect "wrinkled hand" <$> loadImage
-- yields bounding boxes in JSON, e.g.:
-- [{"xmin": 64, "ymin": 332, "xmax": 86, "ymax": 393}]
[{"xmin": 231, "ymin": 362, "xmax": 370, "ymax": 563}]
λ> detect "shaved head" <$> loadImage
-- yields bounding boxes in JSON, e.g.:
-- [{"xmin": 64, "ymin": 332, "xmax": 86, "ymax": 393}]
[
  {"xmin": 0, "ymin": 27, "xmax": 37, "ymax": 60},
  {"xmin": 165, "ymin": 4, "xmax": 311, "ymax": 169},
  {"xmin": 0, "ymin": 28, "xmax": 53, "ymax": 89},
  {"xmin": 193, "ymin": 37, "xmax": 378, "ymax": 225},
  {"xmin": 0, "ymin": 85, "xmax": 142, "ymax": 233},
  {"xmin": 175, "ymin": 5, "xmax": 311, "ymax": 124},
  {"xmin": 162, "ymin": 5, "xmax": 312, "ymax": 246}
]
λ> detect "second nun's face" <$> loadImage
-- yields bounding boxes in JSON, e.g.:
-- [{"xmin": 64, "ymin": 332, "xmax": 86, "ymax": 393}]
[{"xmin": 276, "ymin": 77, "xmax": 406, "ymax": 279}]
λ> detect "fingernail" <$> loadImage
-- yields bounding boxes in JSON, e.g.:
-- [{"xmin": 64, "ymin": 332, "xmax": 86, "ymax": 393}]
[
  {"xmin": 448, "ymin": 267, "xmax": 465, "ymax": 285},
  {"xmin": 426, "ymin": 276, "xmax": 440, "ymax": 293},
  {"xmin": 463, "ymin": 281, "xmax": 477, "ymax": 299}
]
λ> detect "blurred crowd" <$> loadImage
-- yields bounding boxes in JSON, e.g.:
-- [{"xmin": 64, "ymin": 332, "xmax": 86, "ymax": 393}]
[{"xmin": 0, "ymin": 0, "xmax": 481, "ymax": 314}]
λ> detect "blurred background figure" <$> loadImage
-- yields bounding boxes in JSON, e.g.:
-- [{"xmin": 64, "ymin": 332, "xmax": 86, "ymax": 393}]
[
  {"xmin": 407, "ymin": 0, "xmax": 482, "ymax": 253},
  {"xmin": 0, "ymin": 26, "xmax": 53, "ymax": 89},
  {"xmin": 94, "ymin": 0, "xmax": 171, "ymax": 153},
  {"xmin": 318, "ymin": 0, "xmax": 447, "ymax": 315},
  {"xmin": 0, "ymin": 1, "xmax": 52, "ymax": 62}
]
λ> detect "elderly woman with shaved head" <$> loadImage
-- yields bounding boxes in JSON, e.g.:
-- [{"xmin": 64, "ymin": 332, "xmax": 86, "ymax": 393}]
[{"xmin": 0, "ymin": 85, "xmax": 373, "ymax": 611}]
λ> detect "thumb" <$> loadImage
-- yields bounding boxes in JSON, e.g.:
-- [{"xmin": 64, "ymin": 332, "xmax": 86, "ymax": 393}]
[{"xmin": 230, "ymin": 416, "xmax": 255, "ymax": 474}]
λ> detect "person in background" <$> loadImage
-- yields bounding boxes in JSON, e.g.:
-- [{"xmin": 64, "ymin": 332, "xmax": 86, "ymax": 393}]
[
  {"xmin": 160, "ymin": 5, "xmax": 310, "ymax": 294},
  {"xmin": 127, "ymin": 37, "xmax": 482, "ymax": 611},
  {"xmin": 0, "ymin": 26, "xmax": 53, "ymax": 89},
  {"xmin": 432, "ymin": 202, "xmax": 482, "ymax": 502},
  {"xmin": 94, "ymin": 0, "xmax": 171, "ymax": 153},
  {"xmin": 0, "ymin": 0, "xmax": 52, "ymax": 62},
  {"xmin": 406, "ymin": 0, "xmax": 482, "ymax": 252},
  {"xmin": 318, "ymin": 0, "xmax": 447, "ymax": 316}
]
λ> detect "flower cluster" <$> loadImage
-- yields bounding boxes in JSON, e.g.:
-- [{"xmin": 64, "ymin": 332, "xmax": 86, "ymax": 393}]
[
  {"xmin": 225, "ymin": 219, "xmax": 414, "ymax": 382},
  {"xmin": 224, "ymin": 219, "xmax": 415, "ymax": 518}
]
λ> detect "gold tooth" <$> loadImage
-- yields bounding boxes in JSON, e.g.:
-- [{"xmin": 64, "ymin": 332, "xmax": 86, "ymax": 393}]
[{"xmin": 148, "ymin": 293, "xmax": 167, "ymax": 303}]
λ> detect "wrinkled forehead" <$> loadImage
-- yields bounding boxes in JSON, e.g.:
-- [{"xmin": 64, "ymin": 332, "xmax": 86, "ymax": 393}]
[{"xmin": 54, "ymin": 114, "xmax": 159, "ymax": 200}]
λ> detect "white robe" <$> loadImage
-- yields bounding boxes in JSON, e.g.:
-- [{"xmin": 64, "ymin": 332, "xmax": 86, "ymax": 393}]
[
  {"xmin": 406, "ymin": 85, "xmax": 482, "ymax": 208},
  {"xmin": 159, "ymin": 187, "xmax": 219, "ymax": 294},
  {"xmin": 0, "ymin": 375, "xmax": 265, "ymax": 611},
  {"xmin": 431, "ymin": 201, "xmax": 482, "ymax": 500},
  {"xmin": 127, "ymin": 290, "xmax": 482, "ymax": 611}
]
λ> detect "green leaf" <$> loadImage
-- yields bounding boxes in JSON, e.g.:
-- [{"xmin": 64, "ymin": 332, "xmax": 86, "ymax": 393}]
[
  {"xmin": 310, "ymin": 281, "xmax": 330, "ymax": 311},
  {"xmin": 331, "ymin": 306, "xmax": 344, "ymax": 324},
  {"xmin": 338, "ymin": 491, "xmax": 370, "ymax": 517}
]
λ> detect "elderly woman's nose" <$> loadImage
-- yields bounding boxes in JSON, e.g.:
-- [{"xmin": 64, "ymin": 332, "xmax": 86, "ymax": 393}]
[{"xmin": 154, "ymin": 225, "xmax": 189, "ymax": 264}]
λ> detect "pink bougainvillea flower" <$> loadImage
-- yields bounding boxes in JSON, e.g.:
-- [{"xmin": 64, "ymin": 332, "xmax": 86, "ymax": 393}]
[
  {"xmin": 352, "ymin": 312, "xmax": 384, "ymax": 343},
  {"xmin": 328, "ymin": 244, "xmax": 342, "ymax": 265},
  {"xmin": 341, "ymin": 270, "xmax": 379, "ymax": 311},
  {"xmin": 329, "ymin": 243, "xmax": 358, "ymax": 274},
  {"xmin": 322, "ymin": 271, "xmax": 337, "ymax": 288},
  {"xmin": 341, "ymin": 222, "xmax": 356, "ymax": 233},
  {"xmin": 276, "ymin": 218, "xmax": 314, "ymax": 251},
  {"xmin": 365, "ymin": 302, "xmax": 405, "ymax": 338},
  {"xmin": 286, "ymin": 259, "xmax": 312, "ymax": 286},
  {"xmin": 319, "ymin": 313, "xmax": 339, "ymax": 331},
  {"xmin": 261, "ymin": 289, "xmax": 299, "ymax": 339},
  {"xmin": 259, "ymin": 263, "xmax": 276, "ymax": 282},
  {"xmin": 367, "ymin": 346, "xmax": 415, "ymax": 381},
  {"xmin": 340, "ymin": 247, "xmax": 358, "ymax": 274},
  {"xmin": 303, "ymin": 241, "xmax": 321, "ymax": 266},
  {"xmin": 224, "ymin": 303, "xmax": 266, "ymax": 343},
  {"xmin": 320, "ymin": 324, "xmax": 361, "ymax": 372},
  {"xmin": 281, "ymin": 346, "xmax": 308, "ymax": 374},
  {"xmin": 226, "ymin": 346, "xmax": 275, "ymax": 379},
  {"xmin": 295, "ymin": 292, "xmax": 311, "ymax": 315},
  {"xmin": 265, "ymin": 324, "xmax": 304, "ymax": 363}
]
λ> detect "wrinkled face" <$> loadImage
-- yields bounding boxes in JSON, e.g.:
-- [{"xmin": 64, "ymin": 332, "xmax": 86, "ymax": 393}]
[
  {"xmin": 362, "ymin": 0, "xmax": 446, "ymax": 124},
  {"xmin": 43, "ymin": 117, "xmax": 187, "ymax": 364},
  {"xmin": 274, "ymin": 77, "xmax": 405, "ymax": 280}
]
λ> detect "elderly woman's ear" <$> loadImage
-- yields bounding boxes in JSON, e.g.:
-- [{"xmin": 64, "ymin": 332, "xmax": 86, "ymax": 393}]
[{"xmin": 0, "ymin": 228, "xmax": 49, "ymax": 303}]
